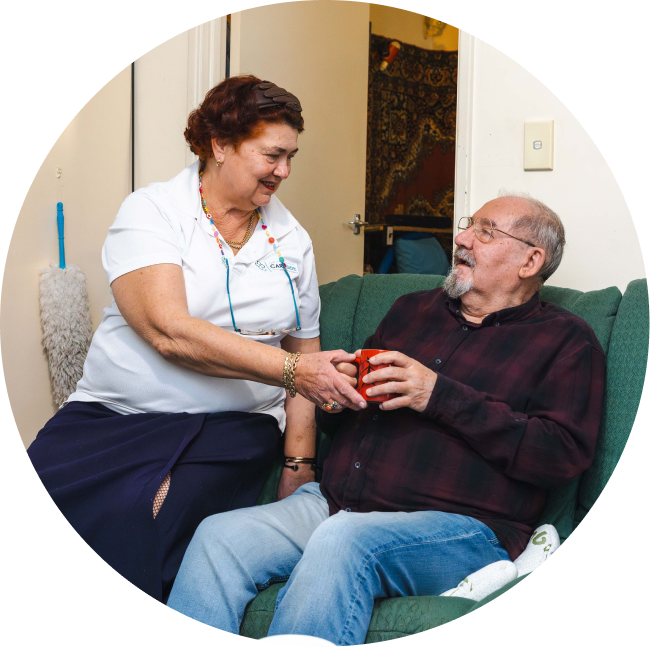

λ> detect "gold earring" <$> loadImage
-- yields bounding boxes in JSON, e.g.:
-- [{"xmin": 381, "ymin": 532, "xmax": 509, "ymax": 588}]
[{"xmin": 215, "ymin": 159, "xmax": 223, "ymax": 167}]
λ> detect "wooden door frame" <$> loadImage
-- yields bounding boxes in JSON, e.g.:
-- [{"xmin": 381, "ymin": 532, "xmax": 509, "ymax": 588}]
[{"xmin": 453, "ymin": 30, "xmax": 475, "ymax": 231}]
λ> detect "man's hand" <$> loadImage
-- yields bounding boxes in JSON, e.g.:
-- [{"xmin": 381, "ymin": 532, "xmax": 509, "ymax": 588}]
[
  {"xmin": 277, "ymin": 463, "xmax": 315, "ymax": 500},
  {"xmin": 361, "ymin": 350, "xmax": 438, "ymax": 413}
]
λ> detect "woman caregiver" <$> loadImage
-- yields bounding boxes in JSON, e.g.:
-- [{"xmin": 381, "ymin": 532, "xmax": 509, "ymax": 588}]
[{"xmin": 27, "ymin": 75, "xmax": 365, "ymax": 603}]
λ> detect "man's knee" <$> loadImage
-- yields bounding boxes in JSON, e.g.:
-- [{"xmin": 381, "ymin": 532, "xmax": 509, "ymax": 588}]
[
  {"xmin": 303, "ymin": 511, "xmax": 377, "ymax": 563},
  {"xmin": 192, "ymin": 508, "xmax": 257, "ymax": 553}
]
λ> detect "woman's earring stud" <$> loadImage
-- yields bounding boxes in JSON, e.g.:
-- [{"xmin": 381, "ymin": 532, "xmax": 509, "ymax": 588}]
[{"xmin": 216, "ymin": 159, "xmax": 223, "ymax": 167}]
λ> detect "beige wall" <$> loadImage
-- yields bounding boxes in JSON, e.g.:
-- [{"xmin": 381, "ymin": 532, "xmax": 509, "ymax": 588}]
[
  {"xmin": 135, "ymin": 31, "xmax": 191, "ymax": 189},
  {"xmin": 134, "ymin": 18, "xmax": 227, "ymax": 189},
  {"xmin": 1, "ymin": 68, "xmax": 132, "ymax": 447},
  {"xmin": 369, "ymin": 3, "xmax": 459, "ymax": 50},
  {"xmin": 467, "ymin": 39, "xmax": 645, "ymax": 293}
]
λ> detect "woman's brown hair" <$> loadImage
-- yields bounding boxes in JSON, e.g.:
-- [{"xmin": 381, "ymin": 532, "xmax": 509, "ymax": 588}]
[{"xmin": 184, "ymin": 75, "xmax": 305, "ymax": 162}]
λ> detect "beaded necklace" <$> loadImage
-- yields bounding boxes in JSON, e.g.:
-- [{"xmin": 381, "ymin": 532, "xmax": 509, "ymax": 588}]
[
  {"xmin": 198, "ymin": 171, "xmax": 287, "ymax": 268},
  {"xmin": 198, "ymin": 170, "xmax": 300, "ymax": 334}
]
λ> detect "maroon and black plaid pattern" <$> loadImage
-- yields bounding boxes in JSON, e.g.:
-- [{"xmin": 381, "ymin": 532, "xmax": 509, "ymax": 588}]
[{"xmin": 317, "ymin": 289, "xmax": 605, "ymax": 560}]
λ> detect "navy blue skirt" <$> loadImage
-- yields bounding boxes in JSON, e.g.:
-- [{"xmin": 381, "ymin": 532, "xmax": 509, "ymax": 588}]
[{"xmin": 27, "ymin": 401, "xmax": 280, "ymax": 602}]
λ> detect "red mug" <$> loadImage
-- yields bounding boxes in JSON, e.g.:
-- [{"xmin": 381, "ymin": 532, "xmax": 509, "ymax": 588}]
[{"xmin": 353, "ymin": 349, "xmax": 396, "ymax": 403}]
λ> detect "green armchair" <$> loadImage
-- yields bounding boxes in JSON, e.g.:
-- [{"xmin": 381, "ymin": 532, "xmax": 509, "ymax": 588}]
[{"xmin": 242, "ymin": 274, "xmax": 648, "ymax": 642}]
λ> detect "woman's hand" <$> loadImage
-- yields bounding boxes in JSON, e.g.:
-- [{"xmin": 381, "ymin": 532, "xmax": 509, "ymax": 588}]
[
  {"xmin": 294, "ymin": 350, "xmax": 367, "ymax": 411},
  {"xmin": 361, "ymin": 351, "xmax": 438, "ymax": 413},
  {"xmin": 277, "ymin": 464, "xmax": 315, "ymax": 500}
]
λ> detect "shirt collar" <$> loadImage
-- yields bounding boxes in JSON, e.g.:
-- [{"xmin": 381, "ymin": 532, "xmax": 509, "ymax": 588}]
[{"xmin": 445, "ymin": 292, "xmax": 542, "ymax": 327}]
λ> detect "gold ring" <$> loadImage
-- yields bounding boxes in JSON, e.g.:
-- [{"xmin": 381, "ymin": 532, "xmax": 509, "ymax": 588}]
[{"xmin": 323, "ymin": 400, "xmax": 340, "ymax": 411}]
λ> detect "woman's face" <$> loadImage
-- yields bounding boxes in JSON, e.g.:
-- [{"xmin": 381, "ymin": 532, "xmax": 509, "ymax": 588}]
[{"xmin": 214, "ymin": 122, "xmax": 299, "ymax": 210}]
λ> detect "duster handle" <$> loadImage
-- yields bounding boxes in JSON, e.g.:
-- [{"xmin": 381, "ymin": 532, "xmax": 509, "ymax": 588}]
[{"xmin": 57, "ymin": 202, "xmax": 66, "ymax": 269}]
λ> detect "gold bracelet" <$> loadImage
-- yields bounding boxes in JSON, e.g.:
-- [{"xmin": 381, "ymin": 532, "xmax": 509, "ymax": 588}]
[
  {"xmin": 282, "ymin": 351, "xmax": 301, "ymax": 398},
  {"xmin": 284, "ymin": 456, "xmax": 316, "ymax": 464}
]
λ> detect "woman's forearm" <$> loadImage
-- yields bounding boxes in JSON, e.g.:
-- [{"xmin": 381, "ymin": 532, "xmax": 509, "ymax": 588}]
[
  {"xmin": 283, "ymin": 392, "xmax": 317, "ymax": 457},
  {"xmin": 282, "ymin": 334, "xmax": 318, "ymax": 457},
  {"xmin": 111, "ymin": 264, "xmax": 364, "ymax": 409},
  {"xmin": 153, "ymin": 314, "xmax": 286, "ymax": 386}
]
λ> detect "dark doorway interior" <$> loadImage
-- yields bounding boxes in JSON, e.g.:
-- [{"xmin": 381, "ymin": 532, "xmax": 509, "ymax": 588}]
[{"xmin": 364, "ymin": 34, "xmax": 458, "ymax": 275}]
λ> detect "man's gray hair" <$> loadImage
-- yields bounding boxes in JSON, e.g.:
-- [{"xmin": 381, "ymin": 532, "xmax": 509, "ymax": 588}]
[{"xmin": 497, "ymin": 190, "xmax": 566, "ymax": 287}]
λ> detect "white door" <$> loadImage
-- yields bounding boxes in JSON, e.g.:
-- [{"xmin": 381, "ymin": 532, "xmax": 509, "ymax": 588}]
[{"xmin": 231, "ymin": 1, "xmax": 370, "ymax": 285}]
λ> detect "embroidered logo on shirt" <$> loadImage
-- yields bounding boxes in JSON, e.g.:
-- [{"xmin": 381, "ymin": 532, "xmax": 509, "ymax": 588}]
[{"xmin": 255, "ymin": 260, "xmax": 298, "ymax": 274}]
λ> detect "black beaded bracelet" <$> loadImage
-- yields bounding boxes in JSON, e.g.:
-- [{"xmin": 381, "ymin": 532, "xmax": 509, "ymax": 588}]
[{"xmin": 283, "ymin": 463, "xmax": 316, "ymax": 472}]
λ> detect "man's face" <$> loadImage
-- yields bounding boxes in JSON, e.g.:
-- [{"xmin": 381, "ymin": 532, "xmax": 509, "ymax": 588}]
[{"xmin": 445, "ymin": 198, "xmax": 533, "ymax": 300}]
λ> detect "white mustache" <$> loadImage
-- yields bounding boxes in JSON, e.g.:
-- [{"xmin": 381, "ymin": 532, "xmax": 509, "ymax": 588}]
[{"xmin": 453, "ymin": 248, "xmax": 476, "ymax": 269}]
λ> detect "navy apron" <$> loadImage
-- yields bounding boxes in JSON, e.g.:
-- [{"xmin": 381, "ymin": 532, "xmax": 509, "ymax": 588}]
[{"xmin": 28, "ymin": 401, "xmax": 280, "ymax": 602}]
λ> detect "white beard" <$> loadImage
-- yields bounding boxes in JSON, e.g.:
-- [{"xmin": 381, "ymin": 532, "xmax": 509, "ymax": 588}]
[
  {"xmin": 443, "ymin": 267, "xmax": 474, "ymax": 299},
  {"xmin": 444, "ymin": 248, "xmax": 476, "ymax": 299}
]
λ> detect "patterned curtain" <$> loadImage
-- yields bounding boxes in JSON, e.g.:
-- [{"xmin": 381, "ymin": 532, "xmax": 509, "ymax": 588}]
[{"xmin": 366, "ymin": 35, "xmax": 457, "ymax": 225}]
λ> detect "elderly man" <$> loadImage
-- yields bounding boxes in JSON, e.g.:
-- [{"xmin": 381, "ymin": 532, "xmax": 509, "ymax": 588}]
[{"xmin": 167, "ymin": 195, "xmax": 605, "ymax": 645}]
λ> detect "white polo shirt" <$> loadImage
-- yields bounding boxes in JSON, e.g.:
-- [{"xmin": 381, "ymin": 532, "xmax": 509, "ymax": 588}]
[{"xmin": 68, "ymin": 161, "xmax": 321, "ymax": 430}]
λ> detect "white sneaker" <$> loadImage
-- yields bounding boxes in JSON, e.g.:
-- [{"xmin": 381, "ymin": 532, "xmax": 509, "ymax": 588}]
[
  {"xmin": 513, "ymin": 524, "xmax": 560, "ymax": 577},
  {"xmin": 439, "ymin": 560, "xmax": 518, "ymax": 602}
]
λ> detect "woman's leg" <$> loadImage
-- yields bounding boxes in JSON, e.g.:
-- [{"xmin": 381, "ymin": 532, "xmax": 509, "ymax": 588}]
[
  {"xmin": 167, "ymin": 482, "xmax": 329, "ymax": 634},
  {"xmin": 268, "ymin": 510, "xmax": 510, "ymax": 646}
]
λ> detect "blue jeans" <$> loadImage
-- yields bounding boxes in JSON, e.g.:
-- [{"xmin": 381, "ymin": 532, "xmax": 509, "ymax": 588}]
[{"xmin": 167, "ymin": 482, "xmax": 509, "ymax": 645}]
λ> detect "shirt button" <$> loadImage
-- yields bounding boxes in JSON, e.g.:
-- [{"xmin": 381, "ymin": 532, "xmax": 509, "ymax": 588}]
[
  {"xmin": 345, "ymin": 508, "xmax": 351, "ymax": 512},
  {"xmin": 435, "ymin": 359, "xmax": 442, "ymax": 364},
  {"xmin": 463, "ymin": 326, "xmax": 468, "ymax": 331},
  {"xmin": 372, "ymin": 414, "xmax": 379, "ymax": 421},
  {"xmin": 355, "ymin": 462, "xmax": 361, "ymax": 468}
]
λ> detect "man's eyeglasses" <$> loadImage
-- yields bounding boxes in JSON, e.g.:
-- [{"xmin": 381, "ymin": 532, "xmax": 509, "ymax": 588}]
[
  {"xmin": 458, "ymin": 216, "xmax": 535, "ymax": 247},
  {"xmin": 224, "ymin": 259, "xmax": 302, "ymax": 336}
]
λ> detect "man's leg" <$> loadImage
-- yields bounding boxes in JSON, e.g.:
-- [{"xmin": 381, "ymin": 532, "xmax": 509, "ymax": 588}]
[
  {"xmin": 268, "ymin": 510, "xmax": 510, "ymax": 646},
  {"xmin": 166, "ymin": 482, "xmax": 329, "ymax": 633}
]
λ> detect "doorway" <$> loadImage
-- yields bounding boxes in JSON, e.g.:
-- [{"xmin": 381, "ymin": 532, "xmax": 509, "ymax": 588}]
[{"xmin": 363, "ymin": 7, "xmax": 459, "ymax": 276}]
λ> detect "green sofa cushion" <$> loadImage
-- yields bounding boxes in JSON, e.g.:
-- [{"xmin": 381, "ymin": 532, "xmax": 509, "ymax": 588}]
[
  {"xmin": 576, "ymin": 279, "xmax": 649, "ymax": 522},
  {"xmin": 319, "ymin": 274, "xmax": 363, "ymax": 353},
  {"xmin": 352, "ymin": 274, "xmax": 446, "ymax": 349},
  {"xmin": 240, "ymin": 583, "xmax": 284, "ymax": 639},
  {"xmin": 238, "ymin": 582, "xmax": 476, "ymax": 642},
  {"xmin": 534, "ymin": 285, "xmax": 622, "ymax": 539},
  {"xmin": 538, "ymin": 284, "xmax": 621, "ymax": 354}
]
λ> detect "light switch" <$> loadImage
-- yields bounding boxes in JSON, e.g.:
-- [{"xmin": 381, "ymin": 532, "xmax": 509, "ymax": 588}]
[{"xmin": 524, "ymin": 121, "xmax": 554, "ymax": 171}]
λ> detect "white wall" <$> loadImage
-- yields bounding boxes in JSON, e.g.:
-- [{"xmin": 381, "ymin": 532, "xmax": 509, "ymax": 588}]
[
  {"xmin": 2, "ymin": 18, "xmax": 228, "ymax": 449},
  {"xmin": 134, "ymin": 18, "xmax": 227, "ymax": 189},
  {"xmin": 468, "ymin": 39, "xmax": 645, "ymax": 293},
  {"xmin": 1, "ymin": 68, "xmax": 132, "ymax": 448},
  {"xmin": 134, "ymin": 31, "xmax": 190, "ymax": 189}
]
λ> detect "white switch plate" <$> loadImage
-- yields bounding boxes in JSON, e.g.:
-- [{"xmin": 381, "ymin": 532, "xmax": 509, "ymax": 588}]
[
  {"xmin": 386, "ymin": 226, "xmax": 394, "ymax": 246},
  {"xmin": 524, "ymin": 121, "xmax": 554, "ymax": 170}
]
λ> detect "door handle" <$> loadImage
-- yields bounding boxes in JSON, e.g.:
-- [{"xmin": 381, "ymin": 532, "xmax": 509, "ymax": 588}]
[{"xmin": 347, "ymin": 214, "xmax": 369, "ymax": 235}]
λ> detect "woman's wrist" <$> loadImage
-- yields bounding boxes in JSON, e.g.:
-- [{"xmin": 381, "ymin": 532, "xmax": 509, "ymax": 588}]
[
  {"xmin": 284, "ymin": 455, "xmax": 316, "ymax": 472},
  {"xmin": 282, "ymin": 352, "xmax": 301, "ymax": 397}
]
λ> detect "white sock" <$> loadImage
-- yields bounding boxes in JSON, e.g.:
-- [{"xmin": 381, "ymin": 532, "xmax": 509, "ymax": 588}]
[
  {"xmin": 439, "ymin": 560, "xmax": 518, "ymax": 601},
  {"xmin": 513, "ymin": 524, "xmax": 560, "ymax": 577}
]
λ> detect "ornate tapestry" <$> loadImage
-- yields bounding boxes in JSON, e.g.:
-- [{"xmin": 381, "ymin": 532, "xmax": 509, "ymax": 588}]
[{"xmin": 366, "ymin": 35, "xmax": 457, "ymax": 224}]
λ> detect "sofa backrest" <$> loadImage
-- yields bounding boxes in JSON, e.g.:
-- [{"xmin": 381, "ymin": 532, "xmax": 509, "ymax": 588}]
[
  {"xmin": 575, "ymin": 278, "xmax": 648, "ymax": 525},
  {"xmin": 318, "ymin": 274, "xmax": 646, "ymax": 539}
]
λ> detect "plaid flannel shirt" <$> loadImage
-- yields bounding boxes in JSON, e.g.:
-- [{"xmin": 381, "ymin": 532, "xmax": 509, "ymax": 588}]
[{"xmin": 317, "ymin": 289, "xmax": 605, "ymax": 559}]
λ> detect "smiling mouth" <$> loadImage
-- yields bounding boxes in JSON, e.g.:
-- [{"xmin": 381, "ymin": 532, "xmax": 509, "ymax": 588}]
[{"xmin": 260, "ymin": 180, "xmax": 277, "ymax": 190}]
